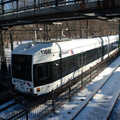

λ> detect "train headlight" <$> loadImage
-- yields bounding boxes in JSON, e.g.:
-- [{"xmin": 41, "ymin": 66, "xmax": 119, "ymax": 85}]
[
  {"xmin": 27, "ymin": 88, "xmax": 33, "ymax": 92},
  {"xmin": 13, "ymin": 85, "xmax": 18, "ymax": 88},
  {"xmin": 37, "ymin": 88, "xmax": 40, "ymax": 92}
]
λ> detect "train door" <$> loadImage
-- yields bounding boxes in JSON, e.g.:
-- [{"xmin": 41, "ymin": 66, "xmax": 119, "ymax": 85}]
[
  {"xmin": 107, "ymin": 36, "xmax": 110, "ymax": 57},
  {"xmin": 79, "ymin": 52, "xmax": 86, "ymax": 87},
  {"xmin": 83, "ymin": 52, "xmax": 86, "ymax": 70},
  {"xmin": 78, "ymin": 52, "xmax": 86, "ymax": 72}
]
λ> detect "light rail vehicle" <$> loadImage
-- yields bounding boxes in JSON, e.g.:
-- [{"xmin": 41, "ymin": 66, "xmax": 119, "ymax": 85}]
[{"xmin": 11, "ymin": 35, "xmax": 119, "ymax": 96}]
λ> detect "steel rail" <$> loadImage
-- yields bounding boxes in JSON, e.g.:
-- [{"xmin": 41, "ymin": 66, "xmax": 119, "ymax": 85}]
[{"xmin": 71, "ymin": 66, "xmax": 119, "ymax": 120}]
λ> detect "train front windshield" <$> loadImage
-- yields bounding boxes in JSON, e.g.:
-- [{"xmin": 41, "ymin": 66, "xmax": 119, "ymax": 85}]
[{"xmin": 12, "ymin": 54, "xmax": 32, "ymax": 81}]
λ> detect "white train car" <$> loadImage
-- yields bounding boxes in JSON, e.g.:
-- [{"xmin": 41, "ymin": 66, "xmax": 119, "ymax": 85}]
[{"xmin": 11, "ymin": 35, "xmax": 118, "ymax": 96}]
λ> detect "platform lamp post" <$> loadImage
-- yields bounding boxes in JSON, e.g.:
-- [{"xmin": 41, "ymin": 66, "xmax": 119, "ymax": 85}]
[
  {"xmin": 53, "ymin": 22, "xmax": 62, "ymax": 40},
  {"xmin": 39, "ymin": 28, "xmax": 43, "ymax": 41},
  {"xmin": 61, "ymin": 28, "xmax": 68, "ymax": 39},
  {"xmin": 34, "ymin": 30, "xmax": 37, "ymax": 42},
  {"xmin": 34, "ymin": 28, "xmax": 43, "ymax": 42}
]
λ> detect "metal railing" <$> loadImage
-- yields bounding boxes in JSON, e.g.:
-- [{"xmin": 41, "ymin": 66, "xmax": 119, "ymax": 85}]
[
  {"xmin": 0, "ymin": 0, "xmax": 81, "ymax": 15},
  {"xmin": 0, "ymin": 0, "xmax": 120, "ymax": 16}
]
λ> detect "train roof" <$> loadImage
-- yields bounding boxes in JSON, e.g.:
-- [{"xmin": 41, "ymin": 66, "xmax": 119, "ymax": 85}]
[{"xmin": 11, "ymin": 35, "xmax": 118, "ymax": 56}]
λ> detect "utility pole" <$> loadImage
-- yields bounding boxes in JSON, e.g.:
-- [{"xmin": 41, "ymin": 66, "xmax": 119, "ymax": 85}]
[
  {"xmin": 86, "ymin": 20, "xmax": 89, "ymax": 38},
  {"xmin": 0, "ymin": 31, "xmax": 5, "ymax": 62},
  {"xmin": 118, "ymin": 19, "xmax": 120, "ymax": 55},
  {"xmin": 0, "ymin": 29, "xmax": 7, "ymax": 71},
  {"xmin": 10, "ymin": 30, "xmax": 13, "ymax": 51}
]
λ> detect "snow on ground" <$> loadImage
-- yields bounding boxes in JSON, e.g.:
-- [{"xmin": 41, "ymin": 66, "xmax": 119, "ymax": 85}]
[
  {"xmin": 0, "ymin": 104, "xmax": 25, "ymax": 119},
  {"xmin": 75, "ymin": 66, "xmax": 120, "ymax": 120},
  {"xmin": 45, "ymin": 57, "xmax": 120, "ymax": 120}
]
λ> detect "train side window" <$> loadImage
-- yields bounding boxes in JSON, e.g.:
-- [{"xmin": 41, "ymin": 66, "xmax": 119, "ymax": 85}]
[
  {"xmin": 36, "ymin": 64, "xmax": 48, "ymax": 80},
  {"xmin": 67, "ymin": 55, "xmax": 78, "ymax": 73},
  {"xmin": 78, "ymin": 54, "xmax": 82, "ymax": 67},
  {"xmin": 83, "ymin": 52, "xmax": 86, "ymax": 66}
]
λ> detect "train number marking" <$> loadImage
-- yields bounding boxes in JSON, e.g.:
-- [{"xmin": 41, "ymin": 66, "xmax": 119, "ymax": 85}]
[{"xmin": 41, "ymin": 49, "xmax": 51, "ymax": 54}]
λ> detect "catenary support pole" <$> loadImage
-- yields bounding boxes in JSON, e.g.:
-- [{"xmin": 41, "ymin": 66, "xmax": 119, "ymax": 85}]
[
  {"xmin": 118, "ymin": 19, "xmax": 120, "ymax": 55},
  {"xmin": 0, "ymin": 30, "xmax": 7, "ymax": 72}
]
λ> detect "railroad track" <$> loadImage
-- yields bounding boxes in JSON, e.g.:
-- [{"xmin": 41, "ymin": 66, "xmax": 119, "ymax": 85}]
[
  {"xmin": 0, "ymin": 91, "xmax": 54, "ymax": 120},
  {"xmin": 0, "ymin": 99, "xmax": 25, "ymax": 120},
  {"xmin": 0, "ymin": 54, "xmax": 118, "ymax": 120},
  {"xmin": 71, "ymin": 66, "xmax": 120, "ymax": 120},
  {"xmin": 0, "ymin": 100, "xmax": 16, "ymax": 112}
]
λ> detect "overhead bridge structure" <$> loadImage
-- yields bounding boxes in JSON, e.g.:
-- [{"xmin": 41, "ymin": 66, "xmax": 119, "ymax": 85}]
[{"xmin": 0, "ymin": 0, "xmax": 120, "ymax": 27}]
